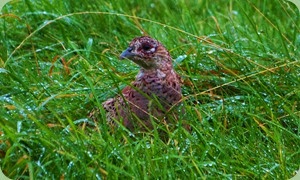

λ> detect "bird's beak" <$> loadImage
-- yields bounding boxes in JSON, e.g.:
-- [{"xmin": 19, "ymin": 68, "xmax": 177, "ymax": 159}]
[{"xmin": 120, "ymin": 47, "xmax": 135, "ymax": 60}]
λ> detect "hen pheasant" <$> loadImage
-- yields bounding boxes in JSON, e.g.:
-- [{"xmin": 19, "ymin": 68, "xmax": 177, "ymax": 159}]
[{"xmin": 101, "ymin": 36, "xmax": 182, "ymax": 131}]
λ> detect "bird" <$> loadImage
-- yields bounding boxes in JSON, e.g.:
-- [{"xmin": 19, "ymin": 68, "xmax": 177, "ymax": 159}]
[{"xmin": 95, "ymin": 36, "xmax": 183, "ymax": 131}]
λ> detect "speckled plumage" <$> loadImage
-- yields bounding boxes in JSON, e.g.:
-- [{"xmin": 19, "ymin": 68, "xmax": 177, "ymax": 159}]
[{"xmin": 100, "ymin": 36, "xmax": 182, "ymax": 130}]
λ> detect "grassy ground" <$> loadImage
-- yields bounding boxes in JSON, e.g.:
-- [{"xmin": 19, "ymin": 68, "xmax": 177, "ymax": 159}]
[{"xmin": 0, "ymin": 0, "xmax": 299, "ymax": 179}]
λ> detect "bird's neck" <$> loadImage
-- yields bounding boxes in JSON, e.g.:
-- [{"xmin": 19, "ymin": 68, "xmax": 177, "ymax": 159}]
[{"xmin": 137, "ymin": 63, "xmax": 173, "ymax": 81}]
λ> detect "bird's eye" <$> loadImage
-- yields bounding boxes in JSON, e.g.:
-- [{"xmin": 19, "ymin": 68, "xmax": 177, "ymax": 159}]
[{"xmin": 142, "ymin": 43, "xmax": 152, "ymax": 51}]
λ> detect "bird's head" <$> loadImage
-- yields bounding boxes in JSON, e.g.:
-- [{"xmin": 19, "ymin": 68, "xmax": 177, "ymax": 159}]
[{"xmin": 120, "ymin": 36, "xmax": 171, "ymax": 69}]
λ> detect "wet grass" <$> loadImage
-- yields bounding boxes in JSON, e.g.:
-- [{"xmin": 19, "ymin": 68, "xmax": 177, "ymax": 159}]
[{"xmin": 0, "ymin": 0, "xmax": 299, "ymax": 179}]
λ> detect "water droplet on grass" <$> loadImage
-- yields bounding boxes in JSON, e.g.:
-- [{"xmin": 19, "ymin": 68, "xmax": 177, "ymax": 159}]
[
  {"xmin": 146, "ymin": 142, "xmax": 151, "ymax": 149},
  {"xmin": 175, "ymin": 55, "xmax": 187, "ymax": 64},
  {"xmin": 17, "ymin": 121, "xmax": 22, "ymax": 133},
  {"xmin": 67, "ymin": 161, "xmax": 74, "ymax": 170},
  {"xmin": 232, "ymin": 10, "xmax": 238, "ymax": 15}
]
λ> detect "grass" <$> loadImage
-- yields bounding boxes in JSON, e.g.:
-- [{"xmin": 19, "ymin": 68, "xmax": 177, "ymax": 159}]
[{"xmin": 0, "ymin": 0, "xmax": 299, "ymax": 179}]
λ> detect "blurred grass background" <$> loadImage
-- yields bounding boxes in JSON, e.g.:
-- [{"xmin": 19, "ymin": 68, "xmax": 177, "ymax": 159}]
[{"xmin": 0, "ymin": 0, "xmax": 299, "ymax": 179}]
